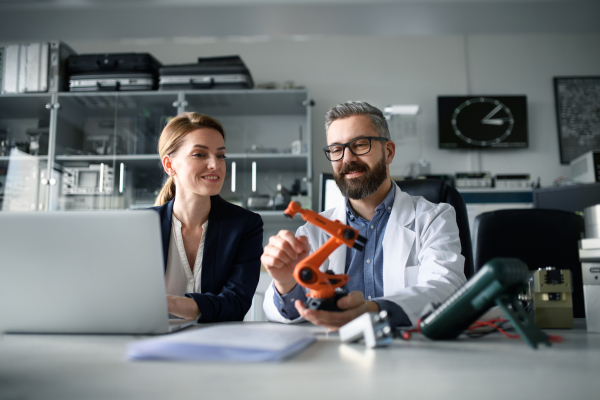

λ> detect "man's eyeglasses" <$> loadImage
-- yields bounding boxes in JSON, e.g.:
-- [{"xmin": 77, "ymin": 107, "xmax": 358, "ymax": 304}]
[{"xmin": 323, "ymin": 136, "xmax": 388, "ymax": 161}]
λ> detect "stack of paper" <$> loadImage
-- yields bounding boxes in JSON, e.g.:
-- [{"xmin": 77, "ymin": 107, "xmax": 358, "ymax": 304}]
[{"xmin": 128, "ymin": 323, "xmax": 316, "ymax": 362}]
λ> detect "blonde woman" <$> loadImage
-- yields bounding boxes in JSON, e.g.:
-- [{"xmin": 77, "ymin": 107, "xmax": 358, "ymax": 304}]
[{"xmin": 152, "ymin": 112, "xmax": 263, "ymax": 322}]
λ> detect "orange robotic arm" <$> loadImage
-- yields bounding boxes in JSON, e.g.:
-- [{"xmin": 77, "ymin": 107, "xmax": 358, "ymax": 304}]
[{"xmin": 284, "ymin": 201, "xmax": 367, "ymax": 312}]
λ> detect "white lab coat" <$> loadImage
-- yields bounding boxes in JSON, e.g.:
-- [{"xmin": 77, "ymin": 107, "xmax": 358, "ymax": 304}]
[{"xmin": 263, "ymin": 184, "xmax": 467, "ymax": 326}]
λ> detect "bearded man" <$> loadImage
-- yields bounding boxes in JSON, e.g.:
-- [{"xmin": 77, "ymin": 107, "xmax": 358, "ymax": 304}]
[{"xmin": 262, "ymin": 101, "xmax": 466, "ymax": 329}]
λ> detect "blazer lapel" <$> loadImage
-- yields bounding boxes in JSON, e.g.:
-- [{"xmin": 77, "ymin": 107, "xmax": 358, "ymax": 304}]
[
  {"xmin": 200, "ymin": 196, "xmax": 221, "ymax": 294},
  {"xmin": 159, "ymin": 198, "xmax": 175, "ymax": 272}
]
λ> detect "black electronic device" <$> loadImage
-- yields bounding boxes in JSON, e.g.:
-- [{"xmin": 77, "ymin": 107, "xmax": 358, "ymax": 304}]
[
  {"xmin": 438, "ymin": 96, "xmax": 528, "ymax": 149},
  {"xmin": 413, "ymin": 174, "xmax": 455, "ymax": 187},
  {"xmin": 533, "ymin": 182, "xmax": 600, "ymax": 214},
  {"xmin": 419, "ymin": 258, "xmax": 550, "ymax": 349}
]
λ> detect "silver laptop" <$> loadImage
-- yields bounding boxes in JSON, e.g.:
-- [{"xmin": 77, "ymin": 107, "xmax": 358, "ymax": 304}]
[{"xmin": 0, "ymin": 210, "xmax": 195, "ymax": 334}]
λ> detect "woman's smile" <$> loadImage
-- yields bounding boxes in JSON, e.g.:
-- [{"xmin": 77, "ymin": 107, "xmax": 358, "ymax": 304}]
[{"xmin": 201, "ymin": 174, "xmax": 220, "ymax": 182}]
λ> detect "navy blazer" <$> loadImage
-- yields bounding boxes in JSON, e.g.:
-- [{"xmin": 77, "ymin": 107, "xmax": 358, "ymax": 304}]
[{"xmin": 152, "ymin": 196, "xmax": 263, "ymax": 322}]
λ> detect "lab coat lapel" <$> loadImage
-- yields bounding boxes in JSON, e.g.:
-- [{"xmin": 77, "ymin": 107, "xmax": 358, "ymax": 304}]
[
  {"xmin": 324, "ymin": 198, "xmax": 348, "ymax": 274},
  {"xmin": 382, "ymin": 185, "xmax": 416, "ymax": 295}
]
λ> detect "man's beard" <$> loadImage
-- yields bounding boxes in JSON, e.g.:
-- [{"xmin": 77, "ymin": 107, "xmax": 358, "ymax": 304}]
[{"xmin": 333, "ymin": 153, "xmax": 388, "ymax": 200}]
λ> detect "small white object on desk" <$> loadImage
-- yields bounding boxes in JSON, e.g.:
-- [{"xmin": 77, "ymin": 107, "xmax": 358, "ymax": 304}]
[
  {"xmin": 339, "ymin": 311, "xmax": 393, "ymax": 348},
  {"xmin": 127, "ymin": 323, "xmax": 316, "ymax": 362}
]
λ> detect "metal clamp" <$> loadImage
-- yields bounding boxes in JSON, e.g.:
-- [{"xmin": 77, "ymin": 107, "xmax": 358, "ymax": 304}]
[{"xmin": 339, "ymin": 311, "xmax": 393, "ymax": 348}]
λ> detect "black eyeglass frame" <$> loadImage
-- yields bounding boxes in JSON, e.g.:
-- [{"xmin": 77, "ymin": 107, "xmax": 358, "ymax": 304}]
[{"xmin": 322, "ymin": 136, "xmax": 389, "ymax": 161}]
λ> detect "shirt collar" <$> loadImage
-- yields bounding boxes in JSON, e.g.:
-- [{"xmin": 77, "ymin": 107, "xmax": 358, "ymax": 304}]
[{"xmin": 345, "ymin": 180, "xmax": 396, "ymax": 219}]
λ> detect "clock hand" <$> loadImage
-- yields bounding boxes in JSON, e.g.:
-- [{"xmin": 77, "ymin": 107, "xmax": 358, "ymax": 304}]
[
  {"xmin": 481, "ymin": 104, "xmax": 504, "ymax": 124},
  {"xmin": 482, "ymin": 118, "xmax": 508, "ymax": 126}
]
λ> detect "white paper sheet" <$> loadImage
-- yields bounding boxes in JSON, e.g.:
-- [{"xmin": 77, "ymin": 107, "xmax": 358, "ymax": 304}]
[{"xmin": 128, "ymin": 323, "xmax": 316, "ymax": 362}]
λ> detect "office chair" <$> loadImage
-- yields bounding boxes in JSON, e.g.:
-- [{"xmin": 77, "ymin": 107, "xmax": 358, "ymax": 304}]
[
  {"xmin": 473, "ymin": 209, "xmax": 586, "ymax": 318},
  {"xmin": 395, "ymin": 179, "xmax": 474, "ymax": 280}
]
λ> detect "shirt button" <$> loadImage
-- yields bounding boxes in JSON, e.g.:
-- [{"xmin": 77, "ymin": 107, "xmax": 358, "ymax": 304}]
[
  {"xmin": 370, "ymin": 225, "xmax": 374, "ymax": 229},
  {"xmin": 387, "ymin": 206, "xmax": 391, "ymax": 211},
  {"xmin": 189, "ymin": 279, "xmax": 193, "ymax": 283},
  {"xmin": 366, "ymin": 259, "xmax": 371, "ymax": 264},
  {"xmin": 290, "ymin": 298, "xmax": 295, "ymax": 302},
  {"xmin": 368, "ymin": 295, "xmax": 372, "ymax": 300}
]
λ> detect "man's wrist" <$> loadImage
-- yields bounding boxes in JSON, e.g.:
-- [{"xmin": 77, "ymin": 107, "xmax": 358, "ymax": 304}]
[
  {"xmin": 274, "ymin": 280, "xmax": 297, "ymax": 295},
  {"xmin": 366, "ymin": 300, "xmax": 380, "ymax": 313}
]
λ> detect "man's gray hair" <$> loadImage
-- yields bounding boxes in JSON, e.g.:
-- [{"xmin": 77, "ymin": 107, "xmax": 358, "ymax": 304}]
[{"xmin": 325, "ymin": 101, "xmax": 390, "ymax": 140}]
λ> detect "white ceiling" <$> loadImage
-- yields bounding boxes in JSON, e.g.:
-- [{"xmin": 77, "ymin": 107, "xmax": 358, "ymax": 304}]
[
  {"xmin": 0, "ymin": 0, "xmax": 598, "ymax": 42},
  {"xmin": 0, "ymin": 0, "xmax": 591, "ymax": 5}
]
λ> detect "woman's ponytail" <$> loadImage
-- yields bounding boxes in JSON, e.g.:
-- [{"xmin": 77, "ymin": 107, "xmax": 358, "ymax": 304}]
[{"xmin": 154, "ymin": 176, "xmax": 176, "ymax": 206}]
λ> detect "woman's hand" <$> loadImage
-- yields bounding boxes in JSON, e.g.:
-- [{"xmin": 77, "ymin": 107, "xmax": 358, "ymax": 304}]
[{"xmin": 166, "ymin": 294, "xmax": 201, "ymax": 320}]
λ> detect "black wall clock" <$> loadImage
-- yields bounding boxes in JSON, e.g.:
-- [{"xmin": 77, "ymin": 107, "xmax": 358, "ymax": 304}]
[{"xmin": 438, "ymin": 96, "xmax": 528, "ymax": 150}]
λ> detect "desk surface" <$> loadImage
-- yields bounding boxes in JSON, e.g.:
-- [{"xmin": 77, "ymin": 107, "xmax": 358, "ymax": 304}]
[{"xmin": 1, "ymin": 320, "xmax": 599, "ymax": 400}]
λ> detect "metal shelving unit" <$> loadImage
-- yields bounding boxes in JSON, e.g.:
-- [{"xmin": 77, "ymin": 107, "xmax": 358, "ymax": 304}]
[{"xmin": 0, "ymin": 89, "xmax": 312, "ymax": 215}]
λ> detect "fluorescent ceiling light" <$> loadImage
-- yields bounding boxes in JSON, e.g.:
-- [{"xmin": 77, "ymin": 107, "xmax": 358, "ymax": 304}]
[{"xmin": 384, "ymin": 105, "xmax": 420, "ymax": 116}]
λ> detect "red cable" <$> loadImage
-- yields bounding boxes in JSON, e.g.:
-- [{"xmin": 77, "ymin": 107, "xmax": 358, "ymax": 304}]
[
  {"xmin": 548, "ymin": 335, "xmax": 564, "ymax": 343},
  {"xmin": 468, "ymin": 319, "xmax": 521, "ymax": 339},
  {"xmin": 408, "ymin": 318, "xmax": 563, "ymax": 343},
  {"xmin": 413, "ymin": 318, "xmax": 422, "ymax": 334}
]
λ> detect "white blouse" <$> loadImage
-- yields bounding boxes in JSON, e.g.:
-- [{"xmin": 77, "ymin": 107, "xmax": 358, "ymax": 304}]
[{"xmin": 164, "ymin": 214, "xmax": 208, "ymax": 296}]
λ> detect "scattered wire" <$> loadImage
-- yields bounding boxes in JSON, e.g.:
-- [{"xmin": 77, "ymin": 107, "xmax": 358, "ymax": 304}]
[
  {"xmin": 392, "ymin": 318, "xmax": 563, "ymax": 344},
  {"xmin": 548, "ymin": 335, "xmax": 564, "ymax": 343},
  {"xmin": 465, "ymin": 319, "xmax": 519, "ymax": 339}
]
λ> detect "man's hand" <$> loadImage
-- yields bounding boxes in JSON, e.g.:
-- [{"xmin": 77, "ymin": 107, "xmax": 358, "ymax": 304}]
[
  {"xmin": 295, "ymin": 291, "xmax": 380, "ymax": 331},
  {"xmin": 261, "ymin": 230, "xmax": 311, "ymax": 295},
  {"xmin": 166, "ymin": 295, "xmax": 200, "ymax": 320}
]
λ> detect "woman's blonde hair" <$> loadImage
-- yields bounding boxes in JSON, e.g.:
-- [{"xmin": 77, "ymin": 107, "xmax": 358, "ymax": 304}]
[{"xmin": 154, "ymin": 112, "xmax": 226, "ymax": 206}]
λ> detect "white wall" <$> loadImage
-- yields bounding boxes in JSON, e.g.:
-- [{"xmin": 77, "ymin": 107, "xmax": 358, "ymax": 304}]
[
  {"xmin": 466, "ymin": 34, "xmax": 600, "ymax": 185},
  {"xmin": 65, "ymin": 33, "xmax": 600, "ymax": 207}
]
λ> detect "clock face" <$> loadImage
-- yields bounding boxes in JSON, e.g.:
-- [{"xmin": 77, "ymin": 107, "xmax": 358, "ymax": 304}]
[{"xmin": 451, "ymin": 97, "xmax": 515, "ymax": 147}]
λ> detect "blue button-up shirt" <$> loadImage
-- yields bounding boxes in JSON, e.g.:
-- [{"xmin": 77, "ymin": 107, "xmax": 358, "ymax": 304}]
[{"xmin": 273, "ymin": 182, "xmax": 411, "ymax": 328}]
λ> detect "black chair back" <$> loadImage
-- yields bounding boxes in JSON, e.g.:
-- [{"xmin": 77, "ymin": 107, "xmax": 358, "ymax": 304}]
[
  {"xmin": 473, "ymin": 209, "xmax": 585, "ymax": 317},
  {"xmin": 395, "ymin": 179, "xmax": 474, "ymax": 279}
]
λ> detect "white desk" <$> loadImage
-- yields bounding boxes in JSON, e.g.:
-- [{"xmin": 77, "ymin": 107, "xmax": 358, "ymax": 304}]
[{"xmin": 1, "ymin": 320, "xmax": 598, "ymax": 400}]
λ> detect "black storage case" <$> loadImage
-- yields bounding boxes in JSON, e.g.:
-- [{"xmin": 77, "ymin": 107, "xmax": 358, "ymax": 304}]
[
  {"xmin": 67, "ymin": 53, "xmax": 162, "ymax": 91},
  {"xmin": 159, "ymin": 55, "xmax": 254, "ymax": 90}
]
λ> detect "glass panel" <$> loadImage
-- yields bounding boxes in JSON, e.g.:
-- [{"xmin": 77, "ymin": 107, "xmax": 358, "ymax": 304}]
[
  {"xmin": 113, "ymin": 93, "xmax": 178, "ymax": 210},
  {"xmin": 118, "ymin": 158, "xmax": 164, "ymax": 210},
  {"xmin": 55, "ymin": 93, "xmax": 118, "ymax": 157},
  {"xmin": 114, "ymin": 93, "xmax": 178, "ymax": 156},
  {"xmin": 0, "ymin": 94, "xmax": 53, "ymax": 212},
  {"xmin": 53, "ymin": 92, "xmax": 117, "ymax": 211},
  {"xmin": 246, "ymin": 156, "xmax": 309, "ymax": 212},
  {"xmin": 183, "ymin": 90, "xmax": 310, "ymax": 212},
  {"xmin": 53, "ymin": 92, "xmax": 178, "ymax": 211}
]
